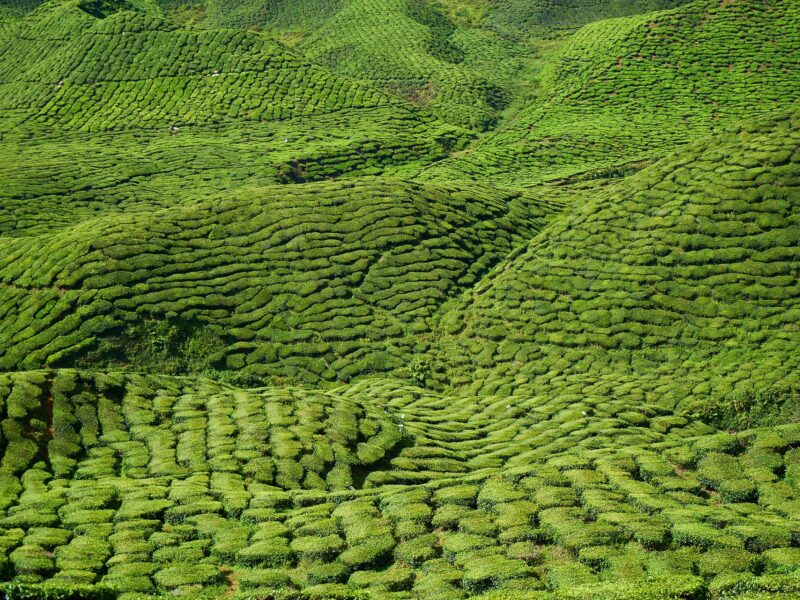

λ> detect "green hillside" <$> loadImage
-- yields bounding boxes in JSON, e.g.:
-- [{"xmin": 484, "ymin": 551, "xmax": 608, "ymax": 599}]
[
  {"xmin": 422, "ymin": 0, "xmax": 800, "ymax": 184},
  {"xmin": 0, "ymin": 178, "xmax": 558, "ymax": 384},
  {"xmin": 487, "ymin": 0, "xmax": 693, "ymax": 37},
  {"xmin": 0, "ymin": 0, "xmax": 466, "ymax": 237},
  {"xmin": 1, "ymin": 0, "xmax": 800, "ymax": 597},
  {"xmin": 436, "ymin": 110, "xmax": 800, "ymax": 414}
]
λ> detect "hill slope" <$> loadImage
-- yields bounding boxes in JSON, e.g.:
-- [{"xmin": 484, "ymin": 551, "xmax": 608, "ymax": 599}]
[
  {"xmin": 0, "ymin": 0, "xmax": 467, "ymax": 237},
  {"xmin": 0, "ymin": 178, "xmax": 559, "ymax": 385},
  {"xmin": 422, "ymin": 0, "xmax": 800, "ymax": 184},
  {"xmin": 436, "ymin": 111, "xmax": 800, "ymax": 417}
]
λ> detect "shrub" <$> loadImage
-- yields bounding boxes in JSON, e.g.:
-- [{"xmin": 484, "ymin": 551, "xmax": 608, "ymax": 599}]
[
  {"xmin": 728, "ymin": 523, "xmax": 792, "ymax": 553},
  {"xmin": 251, "ymin": 522, "xmax": 290, "ymax": 541},
  {"xmin": 10, "ymin": 545, "xmax": 55, "ymax": 577},
  {"xmin": 442, "ymin": 533, "xmax": 495, "ymax": 559},
  {"xmin": 558, "ymin": 575, "xmax": 705, "ymax": 599},
  {"xmin": 349, "ymin": 565, "xmax": 414, "ymax": 591},
  {"xmin": 461, "ymin": 556, "xmax": 531, "ymax": 594},
  {"xmin": 394, "ymin": 534, "xmax": 439, "ymax": 566},
  {"xmin": 304, "ymin": 561, "xmax": 349, "ymax": 586},
  {"xmin": 114, "ymin": 499, "xmax": 172, "ymax": 521},
  {"xmin": 761, "ymin": 548, "xmax": 800, "ymax": 574},
  {"xmin": 236, "ymin": 539, "xmax": 294, "ymax": 567},
  {"xmin": 671, "ymin": 523, "xmax": 742, "ymax": 550},
  {"xmin": 433, "ymin": 485, "xmax": 479, "ymax": 507},
  {"xmin": 708, "ymin": 572, "xmax": 800, "ymax": 596},
  {"xmin": 697, "ymin": 547, "xmax": 754, "ymax": 576},
  {"xmin": 0, "ymin": 583, "xmax": 115, "ymax": 599},
  {"xmin": 477, "ymin": 479, "xmax": 524, "ymax": 509},
  {"xmin": 338, "ymin": 534, "xmax": 394, "ymax": 570},
  {"xmin": 290, "ymin": 535, "xmax": 344, "ymax": 561},
  {"xmin": 238, "ymin": 568, "xmax": 293, "ymax": 590},
  {"xmin": 153, "ymin": 563, "xmax": 224, "ymax": 589},
  {"xmin": 23, "ymin": 529, "xmax": 71, "ymax": 549}
]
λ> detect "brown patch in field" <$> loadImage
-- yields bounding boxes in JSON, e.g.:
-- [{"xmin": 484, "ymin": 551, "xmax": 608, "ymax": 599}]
[
  {"xmin": 221, "ymin": 567, "xmax": 238, "ymax": 597},
  {"xmin": 409, "ymin": 82, "xmax": 439, "ymax": 106}
]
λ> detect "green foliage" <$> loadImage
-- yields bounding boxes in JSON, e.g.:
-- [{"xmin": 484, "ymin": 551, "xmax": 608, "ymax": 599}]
[
  {"xmin": 0, "ymin": 583, "xmax": 115, "ymax": 600},
  {"xmin": 2, "ymin": 0, "xmax": 800, "ymax": 598},
  {"xmin": 697, "ymin": 385, "xmax": 800, "ymax": 430}
]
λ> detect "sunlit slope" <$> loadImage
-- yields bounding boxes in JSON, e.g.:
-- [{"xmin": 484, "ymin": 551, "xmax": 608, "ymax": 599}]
[
  {"xmin": 0, "ymin": 112, "xmax": 464, "ymax": 237},
  {"xmin": 2, "ymin": 369, "xmax": 800, "ymax": 598},
  {"xmin": 0, "ymin": 1, "xmax": 396, "ymax": 133},
  {"xmin": 487, "ymin": 0, "xmax": 692, "ymax": 37},
  {"xmin": 435, "ymin": 111, "xmax": 800, "ymax": 413},
  {"xmin": 157, "ymin": 0, "xmax": 529, "ymax": 131},
  {"xmin": 1, "ymin": 0, "xmax": 800, "ymax": 598},
  {"xmin": 189, "ymin": 0, "xmax": 344, "ymax": 30},
  {"xmin": 0, "ymin": 178, "xmax": 560, "ymax": 385},
  {"xmin": 423, "ymin": 0, "xmax": 800, "ymax": 185}
]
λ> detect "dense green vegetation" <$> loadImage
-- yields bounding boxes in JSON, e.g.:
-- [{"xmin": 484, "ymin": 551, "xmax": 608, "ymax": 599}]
[
  {"xmin": 0, "ymin": 178, "xmax": 558, "ymax": 382},
  {"xmin": 436, "ymin": 112, "xmax": 800, "ymax": 406},
  {"xmin": 0, "ymin": 0, "xmax": 799, "ymax": 597},
  {"xmin": 420, "ymin": 0, "xmax": 800, "ymax": 184}
]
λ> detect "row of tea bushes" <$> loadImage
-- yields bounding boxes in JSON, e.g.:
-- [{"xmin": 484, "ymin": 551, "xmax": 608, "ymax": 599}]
[
  {"xmin": 436, "ymin": 111, "xmax": 800, "ymax": 413},
  {"xmin": 1, "ymin": 370, "xmax": 799, "ymax": 597},
  {"xmin": 0, "ymin": 177, "xmax": 559, "ymax": 385}
]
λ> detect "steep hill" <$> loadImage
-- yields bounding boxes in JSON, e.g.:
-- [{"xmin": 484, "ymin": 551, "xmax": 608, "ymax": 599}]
[
  {"xmin": 436, "ymin": 110, "xmax": 800, "ymax": 417},
  {"xmin": 423, "ymin": 0, "xmax": 800, "ymax": 184}
]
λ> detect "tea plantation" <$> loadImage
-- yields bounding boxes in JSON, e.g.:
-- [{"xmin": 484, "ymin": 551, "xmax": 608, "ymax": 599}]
[
  {"xmin": 422, "ymin": 0, "xmax": 800, "ymax": 184},
  {"xmin": 0, "ymin": 0, "xmax": 799, "ymax": 598}
]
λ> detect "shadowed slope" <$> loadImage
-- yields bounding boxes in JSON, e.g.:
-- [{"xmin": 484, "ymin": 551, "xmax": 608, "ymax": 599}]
[{"xmin": 0, "ymin": 178, "xmax": 560, "ymax": 385}]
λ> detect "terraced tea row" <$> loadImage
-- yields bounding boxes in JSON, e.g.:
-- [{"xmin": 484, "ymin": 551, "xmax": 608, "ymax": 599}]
[
  {"xmin": 0, "ymin": 109, "xmax": 465, "ymax": 237},
  {"xmin": 0, "ymin": 177, "xmax": 560, "ymax": 385},
  {"xmin": 0, "ymin": 2, "xmax": 394, "ymax": 132},
  {"xmin": 2, "ymin": 0, "xmax": 800, "ymax": 597},
  {"xmin": 0, "ymin": 0, "xmax": 468, "ymax": 237},
  {"xmin": 487, "ymin": 0, "xmax": 692, "ymax": 37},
  {"xmin": 2, "ymin": 370, "xmax": 800, "ymax": 598},
  {"xmin": 297, "ymin": 0, "xmax": 514, "ymax": 130},
  {"xmin": 0, "ymin": 371, "xmax": 408, "ymax": 491}
]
